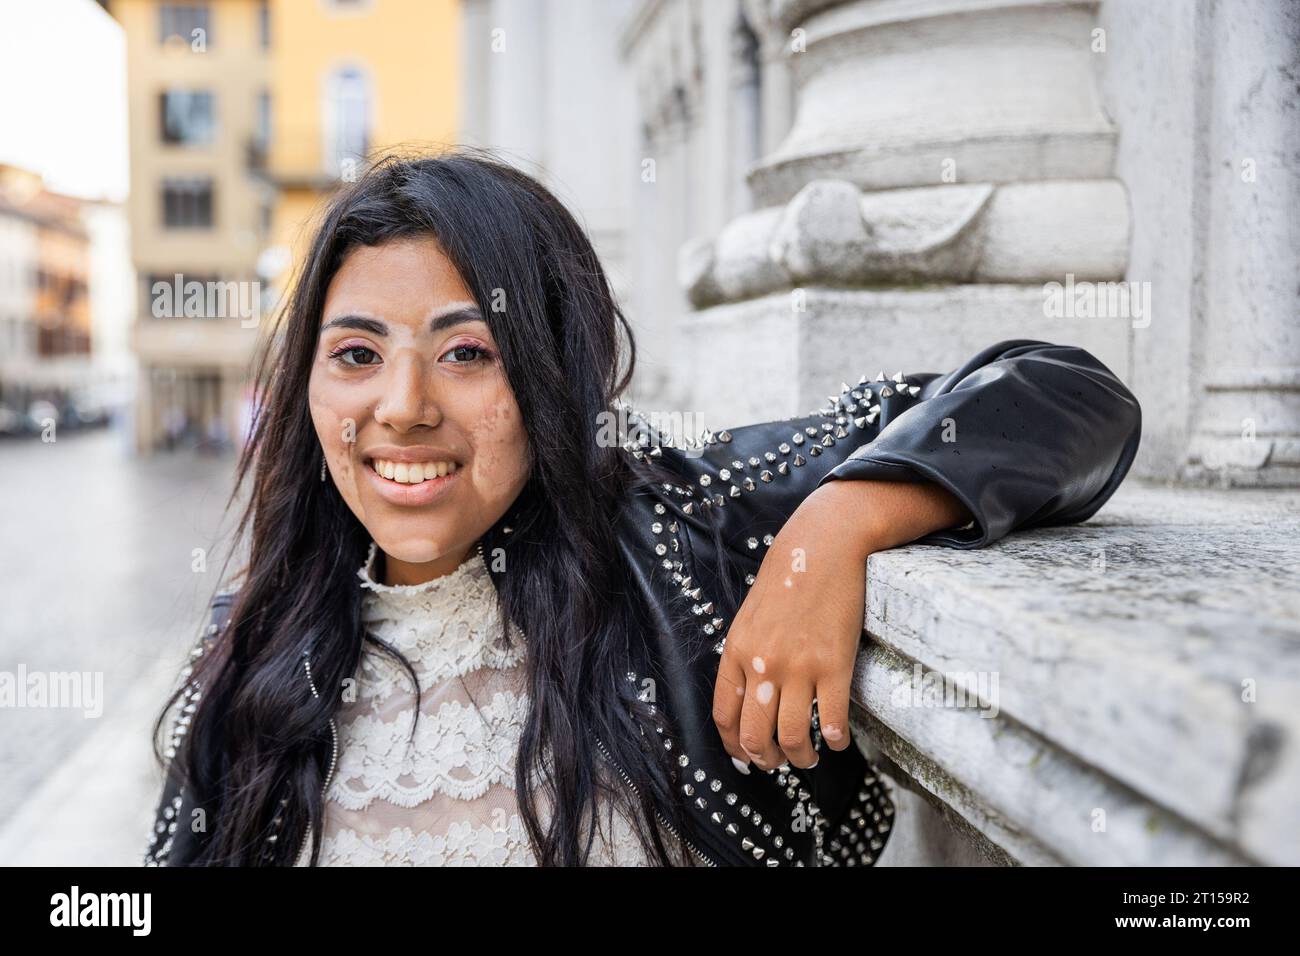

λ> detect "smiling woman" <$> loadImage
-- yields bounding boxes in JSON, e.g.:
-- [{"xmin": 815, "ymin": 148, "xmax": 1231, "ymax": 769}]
[{"xmin": 143, "ymin": 147, "xmax": 1141, "ymax": 868}]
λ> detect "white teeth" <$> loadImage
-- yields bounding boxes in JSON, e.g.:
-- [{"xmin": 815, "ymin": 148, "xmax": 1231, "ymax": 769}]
[{"xmin": 370, "ymin": 458, "xmax": 457, "ymax": 484}]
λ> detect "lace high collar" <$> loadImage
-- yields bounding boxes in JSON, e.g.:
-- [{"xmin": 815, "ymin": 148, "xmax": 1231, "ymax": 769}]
[
  {"xmin": 355, "ymin": 540, "xmax": 519, "ymax": 681},
  {"xmin": 357, "ymin": 540, "xmax": 485, "ymax": 597}
]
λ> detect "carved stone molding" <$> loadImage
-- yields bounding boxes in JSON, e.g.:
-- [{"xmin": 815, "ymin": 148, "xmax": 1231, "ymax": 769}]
[{"xmin": 681, "ymin": 177, "xmax": 1128, "ymax": 307}]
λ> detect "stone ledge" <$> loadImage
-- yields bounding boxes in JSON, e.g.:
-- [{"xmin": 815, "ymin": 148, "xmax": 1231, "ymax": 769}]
[{"xmin": 848, "ymin": 482, "xmax": 1300, "ymax": 865}]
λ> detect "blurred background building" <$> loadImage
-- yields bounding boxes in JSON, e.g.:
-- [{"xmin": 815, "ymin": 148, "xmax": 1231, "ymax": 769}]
[
  {"xmin": 0, "ymin": 163, "xmax": 126, "ymax": 438},
  {"xmin": 108, "ymin": 0, "xmax": 270, "ymax": 454},
  {"xmin": 0, "ymin": 0, "xmax": 1296, "ymax": 867},
  {"xmin": 260, "ymin": 0, "xmax": 459, "ymax": 287}
]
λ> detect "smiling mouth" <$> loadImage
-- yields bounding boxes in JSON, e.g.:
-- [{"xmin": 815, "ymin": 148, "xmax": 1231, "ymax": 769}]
[{"xmin": 365, "ymin": 457, "xmax": 459, "ymax": 484}]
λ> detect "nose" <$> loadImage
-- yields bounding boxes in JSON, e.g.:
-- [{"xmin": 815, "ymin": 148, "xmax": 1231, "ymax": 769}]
[{"xmin": 372, "ymin": 351, "xmax": 443, "ymax": 431}]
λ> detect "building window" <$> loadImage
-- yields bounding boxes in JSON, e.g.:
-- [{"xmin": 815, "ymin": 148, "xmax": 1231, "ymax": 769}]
[
  {"xmin": 259, "ymin": 199, "xmax": 273, "ymax": 237},
  {"xmin": 256, "ymin": 91, "xmax": 272, "ymax": 150},
  {"xmin": 159, "ymin": 90, "xmax": 215, "ymax": 145},
  {"xmin": 159, "ymin": 3, "xmax": 211, "ymax": 47},
  {"xmin": 258, "ymin": 0, "xmax": 271, "ymax": 49},
  {"xmin": 247, "ymin": 92, "xmax": 272, "ymax": 169},
  {"xmin": 323, "ymin": 65, "xmax": 371, "ymax": 176},
  {"xmin": 162, "ymin": 178, "xmax": 215, "ymax": 229}
]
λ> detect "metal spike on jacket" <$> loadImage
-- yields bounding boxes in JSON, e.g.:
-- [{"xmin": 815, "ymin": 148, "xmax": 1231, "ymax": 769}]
[{"xmin": 143, "ymin": 339, "xmax": 1142, "ymax": 867}]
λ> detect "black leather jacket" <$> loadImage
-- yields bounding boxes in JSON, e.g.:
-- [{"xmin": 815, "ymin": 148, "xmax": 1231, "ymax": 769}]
[{"xmin": 143, "ymin": 339, "xmax": 1141, "ymax": 867}]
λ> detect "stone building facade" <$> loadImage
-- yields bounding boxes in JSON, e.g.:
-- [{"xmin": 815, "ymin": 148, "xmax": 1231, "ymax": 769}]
[{"xmin": 621, "ymin": 0, "xmax": 1299, "ymax": 487}]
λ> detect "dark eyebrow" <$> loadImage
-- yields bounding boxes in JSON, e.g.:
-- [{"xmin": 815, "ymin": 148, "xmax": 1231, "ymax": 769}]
[{"xmin": 320, "ymin": 306, "xmax": 485, "ymax": 337}]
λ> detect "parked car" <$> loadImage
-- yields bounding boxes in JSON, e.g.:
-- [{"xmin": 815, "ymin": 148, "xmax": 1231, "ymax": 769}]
[
  {"xmin": 25, "ymin": 400, "xmax": 59, "ymax": 434},
  {"xmin": 0, "ymin": 405, "xmax": 22, "ymax": 437}
]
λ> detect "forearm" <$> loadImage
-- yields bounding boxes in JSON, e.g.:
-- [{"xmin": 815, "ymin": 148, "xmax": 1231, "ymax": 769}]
[{"xmin": 795, "ymin": 478, "xmax": 973, "ymax": 560}]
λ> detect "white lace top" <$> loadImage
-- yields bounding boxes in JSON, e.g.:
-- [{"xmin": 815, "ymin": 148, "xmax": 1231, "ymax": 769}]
[{"xmin": 293, "ymin": 541, "xmax": 668, "ymax": 866}]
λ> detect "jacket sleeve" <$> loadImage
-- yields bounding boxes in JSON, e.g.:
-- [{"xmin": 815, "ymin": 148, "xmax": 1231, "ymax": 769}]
[
  {"xmin": 814, "ymin": 339, "xmax": 1141, "ymax": 547},
  {"xmin": 142, "ymin": 590, "xmax": 235, "ymax": 865},
  {"xmin": 648, "ymin": 339, "xmax": 1140, "ymax": 563}
]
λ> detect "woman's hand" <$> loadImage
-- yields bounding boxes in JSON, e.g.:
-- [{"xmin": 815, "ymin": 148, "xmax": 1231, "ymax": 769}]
[{"xmin": 711, "ymin": 478, "xmax": 971, "ymax": 772}]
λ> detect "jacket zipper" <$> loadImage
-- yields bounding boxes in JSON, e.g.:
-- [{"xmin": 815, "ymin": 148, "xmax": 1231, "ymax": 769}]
[
  {"xmin": 479, "ymin": 537, "xmax": 718, "ymax": 867},
  {"xmin": 592, "ymin": 732, "xmax": 718, "ymax": 867},
  {"xmin": 296, "ymin": 650, "xmax": 338, "ymax": 866}
]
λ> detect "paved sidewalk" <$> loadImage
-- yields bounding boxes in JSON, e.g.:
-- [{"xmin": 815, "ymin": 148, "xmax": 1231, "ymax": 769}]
[
  {"xmin": 0, "ymin": 429, "xmax": 237, "ymax": 865},
  {"xmin": 0, "ymin": 658, "xmax": 178, "ymax": 865}
]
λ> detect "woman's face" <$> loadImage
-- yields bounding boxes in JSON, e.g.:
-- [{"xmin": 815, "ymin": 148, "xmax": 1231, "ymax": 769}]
[{"xmin": 308, "ymin": 236, "xmax": 530, "ymax": 583}]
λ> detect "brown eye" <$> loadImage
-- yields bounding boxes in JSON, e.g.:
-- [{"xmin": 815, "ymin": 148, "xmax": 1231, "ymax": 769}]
[
  {"xmin": 442, "ymin": 344, "xmax": 490, "ymax": 364},
  {"xmin": 330, "ymin": 345, "xmax": 380, "ymax": 366}
]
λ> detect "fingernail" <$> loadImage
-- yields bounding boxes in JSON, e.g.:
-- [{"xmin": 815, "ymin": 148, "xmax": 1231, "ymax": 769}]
[{"xmin": 730, "ymin": 756, "xmax": 751, "ymax": 775}]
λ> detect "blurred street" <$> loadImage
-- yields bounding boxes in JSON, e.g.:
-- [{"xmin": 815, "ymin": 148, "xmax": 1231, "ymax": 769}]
[{"xmin": 0, "ymin": 427, "xmax": 239, "ymax": 863}]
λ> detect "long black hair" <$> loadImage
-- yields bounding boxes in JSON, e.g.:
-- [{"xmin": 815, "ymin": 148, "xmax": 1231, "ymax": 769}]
[{"xmin": 150, "ymin": 146, "xmax": 740, "ymax": 866}]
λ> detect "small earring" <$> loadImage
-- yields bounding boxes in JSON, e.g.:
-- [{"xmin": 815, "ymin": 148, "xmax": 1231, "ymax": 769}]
[{"xmin": 320, "ymin": 452, "xmax": 327, "ymax": 482}]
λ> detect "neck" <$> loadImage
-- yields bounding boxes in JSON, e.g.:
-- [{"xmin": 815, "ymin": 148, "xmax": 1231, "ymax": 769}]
[{"xmin": 380, "ymin": 542, "xmax": 475, "ymax": 586}]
